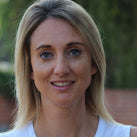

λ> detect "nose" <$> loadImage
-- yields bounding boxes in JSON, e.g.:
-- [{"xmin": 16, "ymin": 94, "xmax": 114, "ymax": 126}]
[{"xmin": 53, "ymin": 55, "xmax": 70, "ymax": 77}]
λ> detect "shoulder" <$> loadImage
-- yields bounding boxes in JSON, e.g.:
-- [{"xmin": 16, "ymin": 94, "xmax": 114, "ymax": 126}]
[
  {"xmin": 0, "ymin": 129, "xmax": 26, "ymax": 137},
  {"xmin": 99, "ymin": 118, "xmax": 131, "ymax": 137},
  {"xmin": 130, "ymin": 126, "xmax": 137, "ymax": 137},
  {"xmin": 0, "ymin": 121, "xmax": 34, "ymax": 137},
  {"xmin": 0, "ymin": 130, "xmax": 15, "ymax": 137},
  {"xmin": 107, "ymin": 122, "xmax": 131, "ymax": 136}
]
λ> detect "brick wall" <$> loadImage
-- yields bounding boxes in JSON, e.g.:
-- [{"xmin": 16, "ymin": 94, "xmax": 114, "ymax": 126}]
[
  {"xmin": 0, "ymin": 89, "xmax": 137, "ymax": 131},
  {"xmin": 0, "ymin": 95, "xmax": 15, "ymax": 131},
  {"xmin": 105, "ymin": 89, "xmax": 137, "ymax": 126}
]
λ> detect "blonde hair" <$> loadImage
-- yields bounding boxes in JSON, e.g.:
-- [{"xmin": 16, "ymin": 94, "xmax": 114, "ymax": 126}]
[{"xmin": 14, "ymin": 0, "xmax": 113, "ymax": 129}]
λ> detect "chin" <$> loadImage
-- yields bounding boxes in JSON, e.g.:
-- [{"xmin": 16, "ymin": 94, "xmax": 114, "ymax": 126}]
[{"xmin": 53, "ymin": 94, "xmax": 84, "ymax": 109}]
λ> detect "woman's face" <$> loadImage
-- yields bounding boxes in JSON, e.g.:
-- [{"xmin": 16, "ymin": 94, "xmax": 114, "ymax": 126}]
[{"xmin": 30, "ymin": 18, "xmax": 97, "ymax": 108}]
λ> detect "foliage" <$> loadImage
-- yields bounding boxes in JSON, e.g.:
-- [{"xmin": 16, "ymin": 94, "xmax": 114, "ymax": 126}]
[
  {"xmin": 0, "ymin": 70, "xmax": 14, "ymax": 99},
  {"xmin": 75, "ymin": 0, "xmax": 137, "ymax": 88},
  {"xmin": 0, "ymin": 0, "xmax": 33, "ymax": 61},
  {"xmin": 0, "ymin": 0, "xmax": 137, "ymax": 88}
]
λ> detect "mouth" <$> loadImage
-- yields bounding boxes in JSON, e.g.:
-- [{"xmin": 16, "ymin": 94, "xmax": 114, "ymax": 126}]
[{"xmin": 51, "ymin": 81, "xmax": 75, "ymax": 87}]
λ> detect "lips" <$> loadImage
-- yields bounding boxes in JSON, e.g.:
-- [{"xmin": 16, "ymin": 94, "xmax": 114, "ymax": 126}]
[{"xmin": 51, "ymin": 81, "xmax": 75, "ymax": 87}]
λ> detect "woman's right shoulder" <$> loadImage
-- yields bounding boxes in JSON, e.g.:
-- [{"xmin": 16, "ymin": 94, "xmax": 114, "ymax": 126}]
[
  {"xmin": 0, "ymin": 130, "xmax": 17, "ymax": 137},
  {"xmin": 0, "ymin": 128, "xmax": 26, "ymax": 137},
  {"xmin": 0, "ymin": 121, "xmax": 35, "ymax": 137},
  {"xmin": 0, "ymin": 128, "xmax": 28, "ymax": 137}
]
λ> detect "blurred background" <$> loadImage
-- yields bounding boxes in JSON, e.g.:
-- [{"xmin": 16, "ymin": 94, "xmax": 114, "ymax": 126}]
[{"xmin": 0, "ymin": 0, "xmax": 137, "ymax": 132}]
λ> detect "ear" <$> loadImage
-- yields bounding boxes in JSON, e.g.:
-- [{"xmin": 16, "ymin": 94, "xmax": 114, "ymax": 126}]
[{"xmin": 91, "ymin": 65, "xmax": 97, "ymax": 75}]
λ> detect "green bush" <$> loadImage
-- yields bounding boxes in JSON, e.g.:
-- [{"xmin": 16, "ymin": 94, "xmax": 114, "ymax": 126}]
[
  {"xmin": 0, "ymin": 71, "xmax": 15, "ymax": 99},
  {"xmin": 0, "ymin": 0, "xmax": 137, "ymax": 89}
]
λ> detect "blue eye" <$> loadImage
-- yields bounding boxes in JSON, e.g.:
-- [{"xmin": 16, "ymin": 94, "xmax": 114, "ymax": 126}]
[
  {"xmin": 68, "ymin": 49, "xmax": 81, "ymax": 57},
  {"xmin": 40, "ymin": 52, "xmax": 53, "ymax": 60}
]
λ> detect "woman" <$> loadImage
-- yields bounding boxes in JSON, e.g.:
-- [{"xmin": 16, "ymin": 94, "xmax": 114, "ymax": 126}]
[{"xmin": 0, "ymin": 0, "xmax": 137, "ymax": 136}]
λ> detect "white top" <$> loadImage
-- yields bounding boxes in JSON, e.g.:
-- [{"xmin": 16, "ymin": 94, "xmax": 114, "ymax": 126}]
[
  {"xmin": 0, "ymin": 117, "xmax": 131, "ymax": 137},
  {"xmin": 95, "ymin": 117, "xmax": 131, "ymax": 137}
]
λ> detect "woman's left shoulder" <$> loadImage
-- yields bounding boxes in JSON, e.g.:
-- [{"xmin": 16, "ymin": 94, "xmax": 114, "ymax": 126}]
[{"xmin": 130, "ymin": 126, "xmax": 137, "ymax": 137}]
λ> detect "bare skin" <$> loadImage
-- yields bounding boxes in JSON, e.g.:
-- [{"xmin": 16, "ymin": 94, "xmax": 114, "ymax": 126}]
[
  {"xmin": 30, "ymin": 17, "xmax": 137, "ymax": 137},
  {"xmin": 34, "ymin": 99, "xmax": 98, "ymax": 137},
  {"xmin": 30, "ymin": 18, "xmax": 98, "ymax": 137}
]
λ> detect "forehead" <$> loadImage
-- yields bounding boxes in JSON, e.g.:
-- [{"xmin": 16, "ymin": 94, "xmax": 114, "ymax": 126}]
[{"xmin": 30, "ymin": 18, "xmax": 85, "ymax": 45}]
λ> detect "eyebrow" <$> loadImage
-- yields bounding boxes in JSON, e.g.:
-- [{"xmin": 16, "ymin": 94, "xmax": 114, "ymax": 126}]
[
  {"xmin": 67, "ymin": 42, "xmax": 85, "ymax": 46},
  {"xmin": 36, "ymin": 45, "xmax": 51, "ymax": 51},
  {"xmin": 35, "ymin": 41, "xmax": 85, "ymax": 51}
]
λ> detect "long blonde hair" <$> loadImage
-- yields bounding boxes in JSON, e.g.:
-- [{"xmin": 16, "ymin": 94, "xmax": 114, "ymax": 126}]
[{"xmin": 14, "ymin": 0, "xmax": 113, "ymax": 129}]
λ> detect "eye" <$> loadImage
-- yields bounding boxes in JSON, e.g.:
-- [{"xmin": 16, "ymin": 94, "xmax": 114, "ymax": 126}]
[
  {"xmin": 40, "ymin": 52, "xmax": 53, "ymax": 60},
  {"xmin": 68, "ymin": 49, "xmax": 81, "ymax": 57}
]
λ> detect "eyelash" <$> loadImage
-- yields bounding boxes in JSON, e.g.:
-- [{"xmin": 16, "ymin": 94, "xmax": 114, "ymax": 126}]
[
  {"xmin": 40, "ymin": 49, "xmax": 81, "ymax": 60},
  {"xmin": 67, "ymin": 49, "xmax": 81, "ymax": 57},
  {"xmin": 40, "ymin": 52, "xmax": 53, "ymax": 60}
]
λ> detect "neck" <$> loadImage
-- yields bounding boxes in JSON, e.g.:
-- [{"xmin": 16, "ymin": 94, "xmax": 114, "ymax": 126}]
[{"xmin": 34, "ymin": 97, "xmax": 98, "ymax": 137}]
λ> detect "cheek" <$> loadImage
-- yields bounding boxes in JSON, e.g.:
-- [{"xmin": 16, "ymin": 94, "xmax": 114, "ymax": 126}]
[
  {"xmin": 31, "ymin": 62, "xmax": 53, "ymax": 90},
  {"xmin": 33, "ymin": 70, "xmax": 45, "ymax": 90},
  {"xmin": 31, "ymin": 59, "xmax": 53, "ymax": 78},
  {"xmin": 71, "ymin": 59, "xmax": 92, "ymax": 82},
  {"xmin": 71, "ymin": 57, "xmax": 92, "ymax": 74}
]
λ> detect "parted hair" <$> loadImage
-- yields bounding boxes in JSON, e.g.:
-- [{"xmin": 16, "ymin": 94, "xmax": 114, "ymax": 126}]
[{"xmin": 14, "ymin": 0, "xmax": 113, "ymax": 129}]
